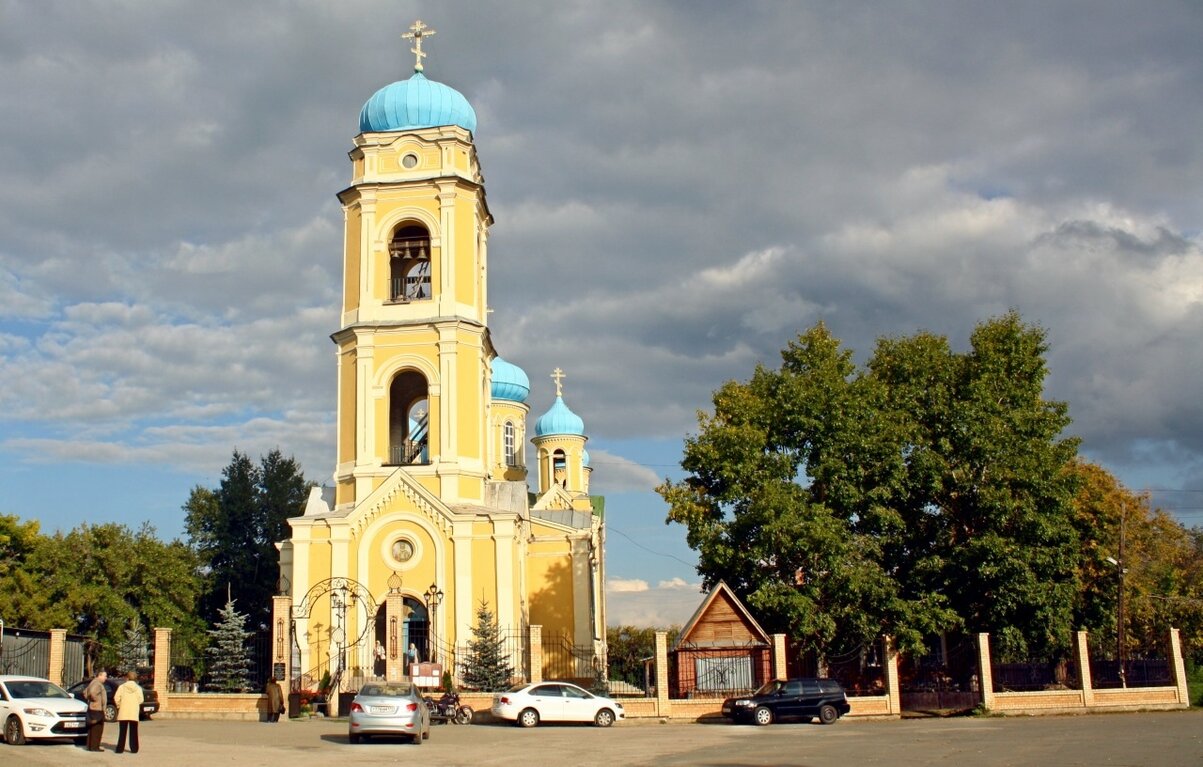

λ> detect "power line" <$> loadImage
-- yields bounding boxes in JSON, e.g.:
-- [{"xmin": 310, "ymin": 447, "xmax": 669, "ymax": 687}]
[{"xmin": 607, "ymin": 524, "xmax": 697, "ymax": 569}]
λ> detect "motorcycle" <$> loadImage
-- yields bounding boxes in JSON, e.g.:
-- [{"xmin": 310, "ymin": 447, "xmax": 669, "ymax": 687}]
[{"xmin": 425, "ymin": 691, "xmax": 473, "ymax": 724}]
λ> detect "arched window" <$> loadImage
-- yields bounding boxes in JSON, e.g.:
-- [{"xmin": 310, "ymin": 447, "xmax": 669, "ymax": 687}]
[
  {"xmin": 388, "ymin": 370, "xmax": 429, "ymax": 465},
  {"xmin": 553, "ymin": 449, "xmax": 567, "ymax": 487},
  {"xmin": 504, "ymin": 421, "xmax": 517, "ymax": 467},
  {"xmin": 389, "ymin": 224, "xmax": 431, "ymax": 302}
]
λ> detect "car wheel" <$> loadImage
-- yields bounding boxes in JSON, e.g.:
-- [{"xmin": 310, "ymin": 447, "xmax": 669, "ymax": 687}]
[
  {"xmin": 4, "ymin": 715, "xmax": 25, "ymax": 746},
  {"xmin": 594, "ymin": 708, "xmax": 615, "ymax": 728},
  {"xmin": 753, "ymin": 706, "xmax": 773, "ymax": 726},
  {"xmin": 348, "ymin": 733, "xmax": 361, "ymax": 744},
  {"xmin": 412, "ymin": 731, "xmax": 423, "ymax": 746},
  {"xmin": 104, "ymin": 703, "xmax": 117, "ymax": 722},
  {"xmin": 818, "ymin": 704, "xmax": 839, "ymax": 725},
  {"xmin": 517, "ymin": 708, "xmax": 540, "ymax": 728},
  {"xmin": 455, "ymin": 706, "xmax": 473, "ymax": 725}
]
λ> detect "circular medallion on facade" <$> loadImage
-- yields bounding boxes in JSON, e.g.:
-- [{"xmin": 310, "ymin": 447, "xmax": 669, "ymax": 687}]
[
  {"xmin": 391, "ymin": 538, "xmax": 415, "ymax": 562},
  {"xmin": 401, "ymin": 153, "xmax": 419, "ymax": 169}
]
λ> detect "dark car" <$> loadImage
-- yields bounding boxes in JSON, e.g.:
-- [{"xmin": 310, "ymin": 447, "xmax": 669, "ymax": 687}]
[
  {"xmin": 66, "ymin": 677, "xmax": 159, "ymax": 722},
  {"xmin": 721, "ymin": 678, "xmax": 850, "ymax": 726}
]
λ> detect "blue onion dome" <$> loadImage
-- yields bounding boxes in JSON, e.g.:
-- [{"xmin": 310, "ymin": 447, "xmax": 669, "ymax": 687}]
[
  {"xmin": 582, "ymin": 449, "xmax": 591, "ymax": 468},
  {"xmin": 491, "ymin": 357, "xmax": 530, "ymax": 403},
  {"xmin": 359, "ymin": 72, "xmax": 477, "ymax": 134},
  {"xmin": 535, "ymin": 395, "xmax": 586, "ymax": 437}
]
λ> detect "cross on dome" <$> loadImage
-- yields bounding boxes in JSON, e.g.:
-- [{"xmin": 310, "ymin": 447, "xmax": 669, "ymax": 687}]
[
  {"xmin": 403, "ymin": 19, "xmax": 436, "ymax": 72},
  {"xmin": 551, "ymin": 367, "xmax": 566, "ymax": 397}
]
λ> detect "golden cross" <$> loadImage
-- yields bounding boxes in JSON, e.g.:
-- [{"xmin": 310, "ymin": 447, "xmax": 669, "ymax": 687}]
[
  {"xmin": 551, "ymin": 367, "xmax": 566, "ymax": 397},
  {"xmin": 403, "ymin": 19, "xmax": 436, "ymax": 72}
]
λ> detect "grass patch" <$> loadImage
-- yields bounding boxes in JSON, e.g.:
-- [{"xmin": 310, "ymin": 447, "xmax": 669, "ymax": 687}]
[{"xmin": 1189, "ymin": 680, "xmax": 1203, "ymax": 708}]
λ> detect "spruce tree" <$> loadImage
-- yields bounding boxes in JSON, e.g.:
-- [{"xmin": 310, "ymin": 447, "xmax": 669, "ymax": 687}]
[
  {"xmin": 205, "ymin": 598, "xmax": 253, "ymax": 692},
  {"xmin": 117, "ymin": 621, "xmax": 150, "ymax": 673},
  {"xmin": 460, "ymin": 600, "xmax": 513, "ymax": 691}
]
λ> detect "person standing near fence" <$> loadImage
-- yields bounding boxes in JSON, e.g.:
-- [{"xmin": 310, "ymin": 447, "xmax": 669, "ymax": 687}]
[
  {"xmin": 114, "ymin": 671, "xmax": 143, "ymax": 753},
  {"xmin": 265, "ymin": 677, "xmax": 285, "ymax": 723},
  {"xmin": 84, "ymin": 670, "xmax": 108, "ymax": 752}
]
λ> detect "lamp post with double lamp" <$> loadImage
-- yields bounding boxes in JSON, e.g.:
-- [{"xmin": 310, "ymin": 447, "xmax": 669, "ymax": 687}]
[{"xmin": 423, "ymin": 583, "xmax": 444, "ymax": 664}]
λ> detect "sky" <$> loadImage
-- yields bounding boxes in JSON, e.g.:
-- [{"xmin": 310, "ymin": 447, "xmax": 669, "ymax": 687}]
[{"xmin": 2, "ymin": 1, "xmax": 1202, "ymax": 629}]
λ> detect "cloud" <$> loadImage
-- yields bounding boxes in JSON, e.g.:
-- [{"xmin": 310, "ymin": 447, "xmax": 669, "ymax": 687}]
[
  {"xmin": 3, "ymin": 2, "xmax": 1203, "ymax": 570},
  {"xmin": 606, "ymin": 576, "xmax": 704, "ymax": 628}
]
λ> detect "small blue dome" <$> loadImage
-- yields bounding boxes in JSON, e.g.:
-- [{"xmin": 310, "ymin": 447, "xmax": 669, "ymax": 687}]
[
  {"xmin": 582, "ymin": 449, "xmax": 591, "ymax": 468},
  {"xmin": 491, "ymin": 357, "xmax": 530, "ymax": 403},
  {"xmin": 535, "ymin": 396, "xmax": 586, "ymax": 437},
  {"xmin": 359, "ymin": 72, "xmax": 477, "ymax": 134}
]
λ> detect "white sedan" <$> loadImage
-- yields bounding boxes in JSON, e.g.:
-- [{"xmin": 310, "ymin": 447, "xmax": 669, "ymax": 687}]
[
  {"xmin": 491, "ymin": 682, "xmax": 624, "ymax": 728},
  {"xmin": 0, "ymin": 675, "xmax": 89, "ymax": 745}
]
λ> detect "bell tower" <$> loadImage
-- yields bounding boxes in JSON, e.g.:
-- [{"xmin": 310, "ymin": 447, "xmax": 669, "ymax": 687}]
[{"xmin": 330, "ymin": 22, "xmax": 493, "ymax": 511}]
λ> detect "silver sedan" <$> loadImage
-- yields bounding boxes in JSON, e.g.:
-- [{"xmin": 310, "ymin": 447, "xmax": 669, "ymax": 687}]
[{"xmin": 347, "ymin": 682, "xmax": 431, "ymax": 745}]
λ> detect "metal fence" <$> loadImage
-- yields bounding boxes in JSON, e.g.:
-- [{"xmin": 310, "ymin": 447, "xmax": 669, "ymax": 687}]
[
  {"xmin": 669, "ymin": 643, "xmax": 771, "ymax": 698},
  {"xmin": 0, "ymin": 627, "xmax": 51, "ymax": 677},
  {"xmin": 171, "ymin": 630, "xmax": 274, "ymax": 693},
  {"xmin": 0, "ymin": 627, "xmax": 86, "ymax": 684},
  {"xmin": 825, "ymin": 639, "xmax": 887, "ymax": 696}
]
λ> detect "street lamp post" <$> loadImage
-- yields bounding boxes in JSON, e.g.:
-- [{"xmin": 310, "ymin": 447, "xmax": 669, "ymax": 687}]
[
  {"xmin": 423, "ymin": 583, "xmax": 444, "ymax": 664},
  {"xmin": 1106, "ymin": 509, "xmax": 1127, "ymax": 688}
]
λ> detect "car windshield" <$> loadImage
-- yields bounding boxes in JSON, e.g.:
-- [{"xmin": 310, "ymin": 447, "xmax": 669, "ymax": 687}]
[
  {"xmin": 507, "ymin": 683, "xmax": 531, "ymax": 693},
  {"xmin": 751, "ymin": 680, "xmax": 784, "ymax": 697},
  {"xmin": 358, "ymin": 683, "xmax": 414, "ymax": 698},
  {"xmin": 7, "ymin": 680, "xmax": 70, "ymax": 699}
]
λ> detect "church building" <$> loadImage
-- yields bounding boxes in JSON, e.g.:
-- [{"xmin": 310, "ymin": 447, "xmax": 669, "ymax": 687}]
[{"xmin": 274, "ymin": 21, "xmax": 607, "ymax": 691}]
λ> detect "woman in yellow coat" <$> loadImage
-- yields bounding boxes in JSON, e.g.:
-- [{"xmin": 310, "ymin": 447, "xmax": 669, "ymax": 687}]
[{"xmin": 113, "ymin": 671, "xmax": 144, "ymax": 754}]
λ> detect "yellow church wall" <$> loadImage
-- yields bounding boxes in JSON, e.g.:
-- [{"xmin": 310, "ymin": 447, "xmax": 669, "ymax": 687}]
[
  {"xmin": 525, "ymin": 539, "xmax": 578, "ymax": 640},
  {"xmin": 336, "ymin": 344, "xmax": 357, "ymax": 483}
]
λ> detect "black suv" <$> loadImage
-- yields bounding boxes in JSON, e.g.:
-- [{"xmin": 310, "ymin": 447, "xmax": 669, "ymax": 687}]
[
  {"xmin": 721, "ymin": 678, "xmax": 850, "ymax": 725},
  {"xmin": 66, "ymin": 677, "xmax": 159, "ymax": 722}
]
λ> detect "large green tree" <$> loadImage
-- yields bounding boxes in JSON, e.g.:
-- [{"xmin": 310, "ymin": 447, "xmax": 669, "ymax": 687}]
[
  {"xmin": 660, "ymin": 312, "xmax": 1083, "ymax": 662},
  {"xmin": 185, "ymin": 449, "xmax": 310, "ymax": 628},
  {"xmin": 0, "ymin": 519, "xmax": 206, "ymax": 665}
]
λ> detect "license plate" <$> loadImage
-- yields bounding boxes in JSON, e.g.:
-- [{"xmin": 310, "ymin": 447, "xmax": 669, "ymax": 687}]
[
  {"xmin": 370, "ymin": 705, "xmax": 393, "ymax": 714},
  {"xmin": 64, "ymin": 722, "xmax": 85, "ymax": 729}
]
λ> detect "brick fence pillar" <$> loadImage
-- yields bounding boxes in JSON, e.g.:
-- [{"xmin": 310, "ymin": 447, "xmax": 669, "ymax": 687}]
[
  {"xmin": 976, "ymin": 632, "xmax": 994, "ymax": 711},
  {"xmin": 529, "ymin": 625, "xmax": 543, "ymax": 684},
  {"xmin": 882, "ymin": 636, "xmax": 901, "ymax": 716},
  {"xmin": 1169, "ymin": 628, "xmax": 1189, "ymax": 706},
  {"xmin": 47, "ymin": 629, "xmax": 66, "ymax": 686},
  {"xmin": 1075, "ymin": 630, "xmax": 1094, "ymax": 707},
  {"xmin": 386, "ymin": 589, "xmax": 406, "ymax": 681},
  {"xmin": 271, "ymin": 595, "xmax": 293, "ymax": 693},
  {"xmin": 153, "ymin": 627, "xmax": 173, "ymax": 712},
  {"xmin": 655, "ymin": 630, "xmax": 670, "ymax": 718},
  {"xmin": 771, "ymin": 633, "xmax": 787, "ymax": 680}
]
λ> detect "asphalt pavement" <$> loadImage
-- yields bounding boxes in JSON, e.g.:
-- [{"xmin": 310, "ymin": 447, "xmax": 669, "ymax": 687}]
[{"xmin": 8, "ymin": 709, "xmax": 1202, "ymax": 766}]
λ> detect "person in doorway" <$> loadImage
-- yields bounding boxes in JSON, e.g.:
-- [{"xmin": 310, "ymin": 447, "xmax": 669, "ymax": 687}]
[
  {"xmin": 264, "ymin": 677, "xmax": 285, "ymax": 723},
  {"xmin": 114, "ymin": 671, "xmax": 143, "ymax": 753},
  {"xmin": 84, "ymin": 670, "xmax": 108, "ymax": 751},
  {"xmin": 408, "ymin": 642, "xmax": 419, "ymax": 668},
  {"xmin": 374, "ymin": 641, "xmax": 386, "ymax": 677}
]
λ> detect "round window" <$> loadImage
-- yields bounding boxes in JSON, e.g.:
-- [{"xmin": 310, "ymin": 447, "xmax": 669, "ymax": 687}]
[
  {"xmin": 401, "ymin": 153, "xmax": 419, "ymax": 169},
  {"xmin": 391, "ymin": 539, "xmax": 415, "ymax": 562}
]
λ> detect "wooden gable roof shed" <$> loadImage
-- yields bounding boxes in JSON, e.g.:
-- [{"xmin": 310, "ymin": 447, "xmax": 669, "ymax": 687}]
[{"xmin": 669, "ymin": 581, "xmax": 774, "ymax": 697}]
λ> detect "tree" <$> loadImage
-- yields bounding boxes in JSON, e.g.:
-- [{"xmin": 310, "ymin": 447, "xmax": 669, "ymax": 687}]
[
  {"xmin": 606, "ymin": 625, "xmax": 680, "ymax": 690},
  {"xmin": 205, "ymin": 598, "xmax": 253, "ymax": 693},
  {"xmin": 660, "ymin": 313, "xmax": 1083, "ymax": 663},
  {"xmin": 117, "ymin": 620, "xmax": 150, "ymax": 673},
  {"xmin": 0, "ymin": 519, "xmax": 206, "ymax": 664},
  {"xmin": 460, "ymin": 601, "xmax": 514, "ymax": 691},
  {"xmin": 186, "ymin": 449, "xmax": 311, "ymax": 628}
]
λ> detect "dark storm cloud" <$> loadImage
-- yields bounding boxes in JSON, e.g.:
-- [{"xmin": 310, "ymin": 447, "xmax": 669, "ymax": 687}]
[{"xmin": 1, "ymin": 1, "xmax": 1201, "ymax": 520}]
